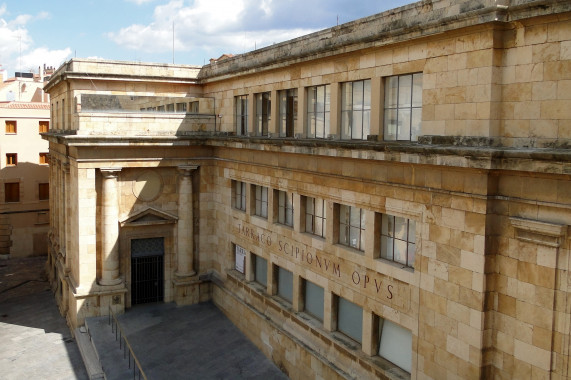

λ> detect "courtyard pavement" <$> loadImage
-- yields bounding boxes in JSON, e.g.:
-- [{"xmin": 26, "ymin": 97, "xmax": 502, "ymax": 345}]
[
  {"xmin": 0, "ymin": 256, "xmax": 88, "ymax": 380},
  {"xmin": 87, "ymin": 301, "xmax": 289, "ymax": 380}
]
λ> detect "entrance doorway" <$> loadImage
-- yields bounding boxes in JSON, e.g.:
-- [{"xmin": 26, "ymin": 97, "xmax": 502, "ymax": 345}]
[{"xmin": 131, "ymin": 237, "xmax": 164, "ymax": 305}]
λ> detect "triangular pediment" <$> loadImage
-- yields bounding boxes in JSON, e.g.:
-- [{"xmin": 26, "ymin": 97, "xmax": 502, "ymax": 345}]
[{"xmin": 120, "ymin": 207, "xmax": 178, "ymax": 227}]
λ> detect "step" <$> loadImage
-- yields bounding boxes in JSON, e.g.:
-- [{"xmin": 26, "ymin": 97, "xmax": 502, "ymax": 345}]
[{"xmin": 74, "ymin": 326, "xmax": 105, "ymax": 380}]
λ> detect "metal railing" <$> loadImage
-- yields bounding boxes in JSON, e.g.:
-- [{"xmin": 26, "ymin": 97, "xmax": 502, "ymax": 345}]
[{"xmin": 108, "ymin": 306, "xmax": 148, "ymax": 380}]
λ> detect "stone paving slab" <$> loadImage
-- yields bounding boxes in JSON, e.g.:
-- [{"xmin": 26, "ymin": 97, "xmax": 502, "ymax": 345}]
[
  {"xmin": 87, "ymin": 301, "xmax": 289, "ymax": 380},
  {"xmin": 0, "ymin": 257, "xmax": 88, "ymax": 380}
]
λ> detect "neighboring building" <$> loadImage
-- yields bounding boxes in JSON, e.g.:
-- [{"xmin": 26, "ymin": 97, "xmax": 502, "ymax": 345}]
[
  {"xmin": 0, "ymin": 67, "xmax": 52, "ymax": 258},
  {"xmin": 43, "ymin": 1, "xmax": 570, "ymax": 379}
]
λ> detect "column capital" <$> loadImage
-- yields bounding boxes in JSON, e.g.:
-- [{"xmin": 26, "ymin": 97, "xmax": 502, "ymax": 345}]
[
  {"xmin": 178, "ymin": 165, "xmax": 199, "ymax": 176},
  {"xmin": 100, "ymin": 168, "xmax": 122, "ymax": 178}
]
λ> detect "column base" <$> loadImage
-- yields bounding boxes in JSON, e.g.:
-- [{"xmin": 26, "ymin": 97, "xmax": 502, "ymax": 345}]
[{"xmin": 98, "ymin": 278, "xmax": 123, "ymax": 286}]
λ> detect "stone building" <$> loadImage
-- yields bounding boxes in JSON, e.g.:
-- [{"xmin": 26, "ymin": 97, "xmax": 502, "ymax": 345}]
[
  {"xmin": 43, "ymin": 0, "xmax": 570, "ymax": 378},
  {"xmin": 0, "ymin": 69, "xmax": 51, "ymax": 258}
]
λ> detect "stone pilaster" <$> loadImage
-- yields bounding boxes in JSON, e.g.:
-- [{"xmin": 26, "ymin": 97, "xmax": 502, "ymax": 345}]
[{"xmin": 99, "ymin": 168, "xmax": 122, "ymax": 286}]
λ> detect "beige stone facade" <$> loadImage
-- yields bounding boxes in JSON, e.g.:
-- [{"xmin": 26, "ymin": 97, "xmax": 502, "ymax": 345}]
[{"xmin": 44, "ymin": 1, "xmax": 570, "ymax": 378}]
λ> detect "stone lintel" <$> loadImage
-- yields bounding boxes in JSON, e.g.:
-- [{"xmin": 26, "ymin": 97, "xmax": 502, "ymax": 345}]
[
  {"xmin": 178, "ymin": 164, "xmax": 199, "ymax": 174},
  {"xmin": 510, "ymin": 217, "xmax": 567, "ymax": 248}
]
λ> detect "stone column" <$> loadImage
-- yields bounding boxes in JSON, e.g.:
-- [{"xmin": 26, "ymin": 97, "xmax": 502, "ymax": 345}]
[
  {"xmin": 176, "ymin": 165, "xmax": 198, "ymax": 277},
  {"xmin": 99, "ymin": 168, "xmax": 122, "ymax": 286},
  {"xmin": 63, "ymin": 163, "xmax": 71, "ymax": 271}
]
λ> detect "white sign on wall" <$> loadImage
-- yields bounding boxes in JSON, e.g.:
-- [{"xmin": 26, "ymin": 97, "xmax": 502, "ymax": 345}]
[{"xmin": 235, "ymin": 244, "xmax": 246, "ymax": 274}]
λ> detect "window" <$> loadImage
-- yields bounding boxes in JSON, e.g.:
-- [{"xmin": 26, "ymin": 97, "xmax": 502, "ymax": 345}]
[
  {"xmin": 279, "ymin": 89, "xmax": 297, "ymax": 137},
  {"xmin": 39, "ymin": 121, "xmax": 49, "ymax": 133},
  {"xmin": 157, "ymin": 105, "xmax": 165, "ymax": 112},
  {"xmin": 254, "ymin": 92, "xmax": 271, "ymax": 136},
  {"xmin": 234, "ymin": 244, "xmax": 246, "ymax": 274},
  {"xmin": 380, "ymin": 214, "xmax": 416, "ymax": 268},
  {"xmin": 5, "ymin": 120, "xmax": 16, "ymax": 134},
  {"xmin": 235, "ymin": 95, "xmax": 248, "ymax": 135},
  {"xmin": 39, "ymin": 153, "xmax": 49, "ymax": 165},
  {"xmin": 254, "ymin": 185, "xmax": 268, "ymax": 218},
  {"xmin": 304, "ymin": 280, "xmax": 324, "ymax": 322},
  {"xmin": 339, "ymin": 205, "xmax": 365, "ymax": 252},
  {"xmin": 176, "ymin": 102, "xmax": 187, "ymax": 112},
  {"xmin": 378, "ymin": 318, "xmax": 412, "ymax": 373},
  {"xmin": 384, "ymin": 73, "xmax": 423, "ymax": 141},
  {"xmin": 276, "ymin": 266, "xmax": 293, "ymax": 303},
  {"xmin": 307, "ymin": 85, "xmax": 330, "ymax": 138},
  {"xmin": 337, "ymin": 296, "xmax": 362, "ymax": 343},
  {"xmin": 277, "ymin": 191, "xmax": 293, "ymax": 227},
  {"xmin": 6, "ymin": 153, "xmax": 17, "ymax": 166},
  {"xmin": 166, "ymin": 103, "xmax": 175, "ymax": 112},
  {"xmin": 4, "ymin": 183, "xmax": 20, "ymax": 203},
  {"xmin": 305, "ymin": 197, "xmax": 326, "ymax": 238},
  {"xmin": 39, "ymin": 183, "xmax": 49, "ymax": 201},
  {"xmin": 232, "ymin": 180, "xmax": 246, "ymax": 211},
  {"xmin": 341, "ymin": 79, "xmax": 371, "ymax": 140},
  {"xmin": 254, "ymin": 254, "xmax": 268, "ymax": 286},
  {"xmin": 189, "ymin": 101, "xmax": 199, "ymax": 113}
]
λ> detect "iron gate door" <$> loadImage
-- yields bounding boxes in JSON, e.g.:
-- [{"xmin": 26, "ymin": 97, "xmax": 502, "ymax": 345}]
[{"xmin": 131, "ymin": 237, "xmax": 164, "ymax": 305}]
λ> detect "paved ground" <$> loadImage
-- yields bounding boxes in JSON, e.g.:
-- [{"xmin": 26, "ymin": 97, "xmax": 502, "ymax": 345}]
[
  {"xmin": 0, "ymin": 257, "xmax": 88, "ymax": 380},
  {"xmin": 87, "ymin": 301, "xmax": 289, "ymax": 380}
]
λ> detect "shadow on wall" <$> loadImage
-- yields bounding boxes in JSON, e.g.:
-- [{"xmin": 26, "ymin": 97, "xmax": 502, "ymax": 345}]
[{"xmin": 0, "ymin": 161, "xmax": 50, "ymax": 257}]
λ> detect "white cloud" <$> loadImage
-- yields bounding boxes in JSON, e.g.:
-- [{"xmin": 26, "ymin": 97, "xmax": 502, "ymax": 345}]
[
  {"xmin": 108, "ymin": 0, "xmax": 317, "ymax": 57},
  {"xmin": 0, "ymin": 6, "xmax": 70, "ymax": 75}
]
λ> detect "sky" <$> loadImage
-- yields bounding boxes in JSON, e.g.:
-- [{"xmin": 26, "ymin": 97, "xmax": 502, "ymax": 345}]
[{"xmin": 0, "ymin": 0, "xmax": 413, "ymax": 77}]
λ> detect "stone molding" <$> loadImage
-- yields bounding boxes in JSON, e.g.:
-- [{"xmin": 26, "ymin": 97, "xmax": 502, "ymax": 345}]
[{"xmin": 510, "ymin": 217, "xmax": 567, "ymax": 247}]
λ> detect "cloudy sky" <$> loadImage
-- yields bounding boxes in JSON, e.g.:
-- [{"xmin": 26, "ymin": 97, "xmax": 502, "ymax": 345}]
[{"xmin": 1, "ymin": 0, "xmax": 412, "ymax": 76}]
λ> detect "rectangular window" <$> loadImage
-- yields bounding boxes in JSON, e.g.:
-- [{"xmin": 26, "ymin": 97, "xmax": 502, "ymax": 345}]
[
  {"xmin": 254, "ymin": 92, "xmax": 271, "ymax": 136},
  {"xmin": 189, "ymin": 101, "xmax": 199, "ymax": 113},
  {"xmin": 39, "ymin": 121, "xmax": 49, "ymax": 133},
  {"xmin": 304, "ymin": 280, "xmax": 324, "ymax": 322},
  {"xmin": 176, "ymin": 102, "xmax": 187, "ymax": 112},
  {"xmin": 254, "ymin": 185, "xmax": 268, "ymax": 218},
  {"xmin": 337, "ymin": 296, "xmax": 362, "ymax": 343},
  {"xmin": 235, "ymin": 95, "xmax": 248, "ymax": 135},
  {"xmin": 38, "ymin": 183, "xmax": 49, "ymax": 201},
  {"xmin": 4, "ymin": 183, "xmax": 20, "ymax": 203},
  {"xmin": 279, "ymin": 89, "xmax": 297, "ymax": 137},
  {"xmin": 305, "ymin": 197, "xmax": 326, "ymax": 238},
  {"xmin": 6, "ymin": 153, "xmax": 17, "ymax": 166},
  {"xmin": 277, "ymin": 191, "xmax": 293, "ymax": 227},
  {"xmin": 378, "ymin": 318, "xmax": 412, "ymax": 373},
  {"xmin": 277, "ymin": 266, "xmax": 293, "ymax": 303},
  {"xmin": 39, "ymin": 153, "xmax": 49, "ymax": 165},
  {"xmin": 234, "ymin": 244, "xmax": 246, "ymax": 274},
  {"xmin": 166, "ymin": 103, "xmax": 175, "ymax": 112},
  {"xmin": 384, "ymin": 73, "xmax": 423, "ymax": 141},
  {"xmin": 5, "ymin": 120, "xmax": 17, "ymax": 134},
  {"xmin": 380, "ymin": 214, "xmax": 416, "ymax": 268},
  {"xmin": 157, "ymin": 105, "xmax": 165, "ymax": 112},
  {"xmin": 307, "ymin": 85, "xmax": 330, "ymax": 138},
  {"xmin": 339, "ymin": 205, "xmax": 365, "ymax": 252},
  {"xmin": 254, "ymin": 254, "xmax": 268, "ymax": 286},
  {"xmin": 341, "ymin": 79, "xmax": 371, "ymax": 140},
  {"xmin": 232, "ymin": 180, "xmax": 246, "ymax": 211}
]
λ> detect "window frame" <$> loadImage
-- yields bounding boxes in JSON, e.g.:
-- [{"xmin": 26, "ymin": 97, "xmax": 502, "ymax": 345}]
[
  {"xmin": 276, "ymin": 266, "xmax": 293, "ymax": 303},
  {"xmin": 379, "ymin": 213, "xmax": 416, "ymax": 268},
  {"xmin": 305, "ymin": 197, "xmax": 326, "ymax": 238},
  {"xmin": 232, "ymin": 180, "xmax": 247, "ymax": 211},
  {"xmin": 277, "ymin": 190, "xmax": 294, "ymax": 227},
  {"xmin": 339, "ymin": 205, "xmax": 366, "ymax": 252},
  {"xmin": 38, "ymin": 183, "xmax": 49, "ymax": 201},
  {"xmin": 4, "ymin": 182, "xmax": 20, "ymax": 203},
  {"xmin": 337, "ymin": 296, "xmax": 363, "ymax": 344},
  {"xmin": 303, "ymin": 279, "xmax": 324, "ymax": 322},
  {"xmin": 279, "ymin": 88, "xmax": 297, "ymax": 137},
  {"xmin": 341, "ymin": 79, "xmax": 371, "ymax": 140},
  {"xmin": 377, "ymin": 316, "xmax": 413, "ymax": 373},
  {"xmin": 235, "ymin": 95, "xmax": 248, "ymax": 136},
  {"xmin": 254, "ymin": 92, "xmax": 271, "ymax": 137},
  {"xmin": 254, "ymin": 185, "xmax": 268, "ymax": 219},
  {"xmin": 6, "ymin": 153, "xmax": 17, "ymax": 166},
  {"xmin": 306, "ymin": 85, "xmax": 330, "ymax": 139},
  {"xmin": 5, "ymin": 120, "xmax": 17, "ymax": 134},
  {"xmin": 383, "ymin": 73, "xmax": 423, "ymax": 142},
  {"xmin": 254, "ymin": 254, "xmax": 268, "ymax": 287}
]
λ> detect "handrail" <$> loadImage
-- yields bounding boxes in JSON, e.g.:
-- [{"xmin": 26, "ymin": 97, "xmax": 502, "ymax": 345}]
[{"xmin": 108, "ymin": 306, "xmax": 148, "ymax": 380}]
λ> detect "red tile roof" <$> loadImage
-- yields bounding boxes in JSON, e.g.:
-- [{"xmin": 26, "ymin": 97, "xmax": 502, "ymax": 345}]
[{"xmin": 0, "ymin": 102, "xmax": 50, "ymax": 110}]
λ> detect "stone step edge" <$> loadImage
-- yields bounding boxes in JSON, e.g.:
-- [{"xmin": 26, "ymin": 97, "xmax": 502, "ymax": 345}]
[{"xmin": 75, "ymin": 324, "xmax": 105, "ymax": 380}]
